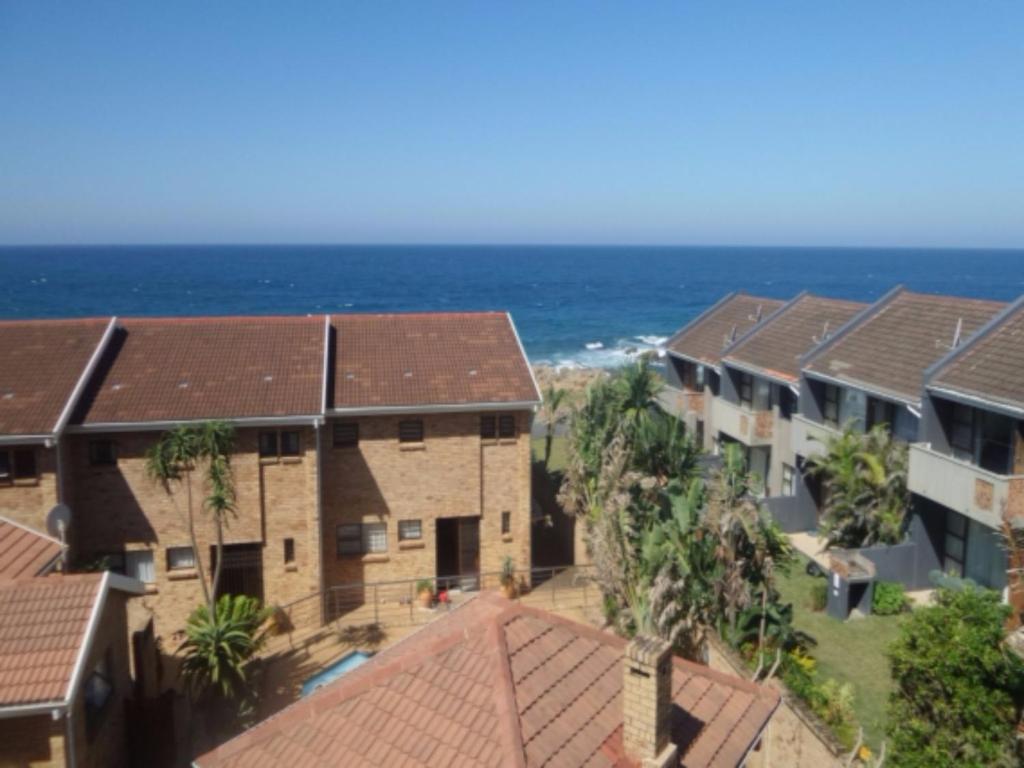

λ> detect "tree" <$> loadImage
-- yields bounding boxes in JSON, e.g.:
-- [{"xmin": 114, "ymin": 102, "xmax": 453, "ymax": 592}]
[
  {"xmin": 146, "ymin": 421, "xmax": 237, "ymax": 619},
  {"xmin": 616, "ymin": 358, "xmax": 663, "ymax": 433},
  {"xmin": 804, "ymin": 423, "xmax": 909, "ymax": 548},
  {"xmin": 179, "ymin": 593, "xmax": 271, "ymax": 701},
  {"xmin": 887, "ymin": 587, "xmax": 1024, "ymax": 767},
  {"xmin": 540, "ymin": 384, "xmax": 568, "ymax": 469}
]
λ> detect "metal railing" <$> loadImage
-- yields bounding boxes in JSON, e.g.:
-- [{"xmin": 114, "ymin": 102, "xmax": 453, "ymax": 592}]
[{"xmin": 263, "ymin": 564, "xmax": 598, "ymax": 656}]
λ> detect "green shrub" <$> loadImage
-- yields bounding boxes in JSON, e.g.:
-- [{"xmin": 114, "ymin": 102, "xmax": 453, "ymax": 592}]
[
  {"xmin": 872, "ymin": 580, "xmax": 908, "ymax": 615},
  {"xmin": 887, "ymin": 587, "xmax": 1024, "ymax": 767},
  {"xmin": 809, "ymin": 581, "xmax": 828, "ymax": 612}
]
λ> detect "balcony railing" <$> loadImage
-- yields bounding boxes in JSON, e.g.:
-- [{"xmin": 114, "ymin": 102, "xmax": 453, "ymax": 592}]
[
  {"xmin": 791, "ymin": 413, "xmax": 839, "ymax": 458},
  {"xmin": 657, "ymin": 385, "xmax": 704, "ymax": 419},
  {"xmin": 711, "ymin": 397, "xmax": 774, "ymax": 446},
  {"xmin": 908, "ymin": 442, "xmax": 1024, "ymax": 529}
]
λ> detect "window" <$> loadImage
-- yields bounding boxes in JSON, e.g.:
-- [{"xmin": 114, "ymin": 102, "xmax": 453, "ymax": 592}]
[
  {"xmin": 0, "ymin": 449, "xmax": 34, "ymax": 484},
  {"xmin": 944, "ymin": 510, "xmax": 967, "ymax": 577},
  {"xmin": 399, "ymin": 420, "xmax": 424, "ymax": 443},
  {"xmin": 0, "ymin": 452, "xmax": 8, "ymax": 484},
  {"xmin": 333, "ymin": 422, "xmax": 359, "ymax": 448},
  {"xmin": 752, "ymin": 378, "xmax": 771, "ymax": 411},
  {"xmin": 749, "ymin": 447, "xmax": 770, "ymax": 497},
  {"xmin": 977, "ymin": 410, "xmax": 1013, "ymax": 475},
  {"xmin": 398, "ymin": 519, "xmax": 422, "ymax": 541},
  {"xmin": 839, "ymin": 388, "xmax": 867, "ymax": 432},
  {"xmin": 823, "ymin": 385, "xmax": 840, "ymax": 428},
  {"xmin": 166, "ymin": 546, "xmax": 195, "ymax": 571},
  {"xmin": 88, "ymin": 440, "xmax": 117, "ymax": 466},
  {"xmin": 280, "ymin": 430, "xmax": 301, "ymax": 458},
  {"xmin": 258, "ymin": 431, "xmax": 278, "ymax": 459},
  {"xmin": 284, "ymin": 538, "xmax": 295, "ymax": 565},
  {"xmin": 739, "ymin": 372, "xmax": 753, "ymax": 408},
  {"xmin": 260, "ymin": 430, "xmax": 302, "ymax": 461},
  {"xmin": 867, "ymin": 398, "xmax": 895, "ymax": 431},
  {"xmin": 950, "ymin": 403, "xmax": 974, "ymax": 462},
  {"xmin": 125, "ymin": 550, "xmax": 155, "ymax": 584},
  {"xmin": 498, "ymin": 415, "xmax": 516, "ymax": 439},
  {"xmin": 84, "ymin": 649, "xmax": 114, "ymax": 741},
  {"xmin": 501, "ymin": 511, "xmax": 511, "ymax": 536},
  {"xmin": 336, "ymin": 524, "xmax": 362, "ymax": 556},
  {"xmin": 781, "ymin": 464, "xmax": 795, "ymax": 497},
  {"xmin": 363, "ymin": 523, "xmax": 387, "ymax": 554},
  {"xmin": 480, "ymin": 415, "xmax": 497, "ymax": 440},
  {"xmin": 336, "ymin": 523, "xmax": 388, "ymax": 555}
]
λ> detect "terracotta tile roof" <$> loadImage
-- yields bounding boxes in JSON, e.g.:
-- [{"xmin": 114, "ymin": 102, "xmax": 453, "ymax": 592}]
[
  {"xmin": 928, "ymin": 298, "xmax": 1024, "ymax": 412},
  {"xmin": 666, "ymin": 294, "xmax": 786, "ymax": 369},
  {"xmin": 197, "ymin": 593, "xmax": 778, "ymax": 768},
  {"xmin": 803, "ymin": 290, "xmax": 1005, "ymax": 403},
  {"xmin": 723, "ymin": 295, "xmax": 868, "ymax": 383},
  {"xmin": 331, "ymin": 313, "xmax": 540, "ymax": 410},
  {"xmin": 76, "ymin": 316, "xmax": 326, "ymax": 424},
  {"xmin": 0, "ymin": 318, "xmax": 111, "ymax": 436},
  {"xmin": 0, "ymin": 573, "xmax": 104, "ymax": 707},
  {"xmin": 0, "ymin": 517, "xmax": 64, "ymax": 582}
]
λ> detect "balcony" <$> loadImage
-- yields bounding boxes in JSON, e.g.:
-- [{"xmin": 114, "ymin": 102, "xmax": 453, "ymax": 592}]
[
  {"xmin": 710, "ymin": 397, "xmax": 773, "ymax": 447},
  {"xmin": 791, "ymin": 413, "xmax": 839, "ymax": 458},
  {"xmin": 908, "ymin": 442, "xmax": 1024, "ymax": 529},
  {"xmin": 657, "ymin": 385, "xmax": 705, "ymax": 420}
]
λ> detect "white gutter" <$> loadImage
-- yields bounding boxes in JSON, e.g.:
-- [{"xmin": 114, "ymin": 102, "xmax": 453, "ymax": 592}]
[
  {"xmin": 0, "ymin": 701, "xmax": 66, "ymax": 719},
  {"xmin": 66, "ymin": 414, "xmax": 323, "ymax": 433},
  {"xmin": 329, "ymin": 400, "xmax": 542, "ymax": 417},
  {"xmin": 507, "ymin": 312, "xmax": 544, "ymax": 406},
  {"xmin": 320, "ymin": 315, "xmax": 331, "ymax": 415},
  {"xmin": 51, "ymin": 317, "xmax": 118, "ymax": 436},
  {"xmin": 0, "ymin": 434, "xmax": 51, "ymax": 446},
  {"xmin": 63, "ymin": 571, "xmax": 112, "ymax": 706}
]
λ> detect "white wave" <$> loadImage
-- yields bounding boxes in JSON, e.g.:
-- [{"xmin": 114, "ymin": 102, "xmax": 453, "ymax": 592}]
[
  {"xmin": 634, "ymin": 335, "xmax": 667, "ymax": 347},
  {"xmin": 536, "ymin": 335, "xmax": 670, "ymax": 370},
  {"xmin": 584, "ymin": 341, "xmax": 604, "ymax": 350}
]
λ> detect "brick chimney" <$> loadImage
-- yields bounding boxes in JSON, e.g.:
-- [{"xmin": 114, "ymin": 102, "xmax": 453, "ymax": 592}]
[{"xmin": 623, "ymin": 636, "xmax": 678, "ymax": 768}]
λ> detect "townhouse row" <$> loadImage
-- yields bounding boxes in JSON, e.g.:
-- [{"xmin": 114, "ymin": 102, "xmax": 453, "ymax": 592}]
[
  {"xmin": 663, "ymin": 287, "xmax": 1024, "ymax": 594},
  {"xmin": 0, "ymin": 311, "xmax": 540, "ymax": 639}
]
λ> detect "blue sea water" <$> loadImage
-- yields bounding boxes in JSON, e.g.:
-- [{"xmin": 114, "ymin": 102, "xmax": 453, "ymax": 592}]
[{"xmin": 1, "ymin": 245, "xmax": 1022, "ymax": 367}]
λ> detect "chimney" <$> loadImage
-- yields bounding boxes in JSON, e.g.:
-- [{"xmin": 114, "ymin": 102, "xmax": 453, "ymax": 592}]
[{"xmin": 623, "ymin": 636, "xmax": 678, "ymax": 768}]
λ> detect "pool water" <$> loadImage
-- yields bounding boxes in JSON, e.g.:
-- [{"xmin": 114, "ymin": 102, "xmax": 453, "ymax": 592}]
[{"xmin": 300, "ymin": 651, "xmax": 373, "ymax": 697}]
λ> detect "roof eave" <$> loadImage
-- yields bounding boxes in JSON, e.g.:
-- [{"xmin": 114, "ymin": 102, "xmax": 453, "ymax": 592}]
[
  {"xmin": 801, "ymin": 368, "xmax": 919, "ymax": 408},
  {"xmin": 329, "ymin": 400, "xmax": 542, "ymax": 417},
  {"xmin": 67, "ymin": 414, "xmax": 323, "ymax": 433},
  {"xmin": 926, "ymin": 385, "xmax": 1024, "ymax": 421}
]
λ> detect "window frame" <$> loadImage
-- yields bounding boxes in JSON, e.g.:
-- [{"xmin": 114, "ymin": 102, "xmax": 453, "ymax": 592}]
[
  {"xmin": 362, "ymin": 522, "xmax": 388, "ymax": 554},
  {"xmin": 124, "ymin": 550, "xmax": 155, "ymax": 584},
  {"xmin": 501, "ymin": 511, "xmax": 511, "ymax": 536},
  {"xmin": 480, "ymin": 415, "xmax": 497, "ymax": 440},
  {"xmin": 336, "ymin": 524, "xmax": 362, "ymax": 556},
  {"xmin": 283, "ymin": 537, "xmax": 296, "ymax": 565},
  {"xmin": 0, "ymin": 451, "xmax": 9, "ymax": 485},
  {"xmin": 332, "ymin": 422, "xmax": 359, "ymax": 449},
  {"xmin": 88, "ymin": 440, "xmax": 118, "ymax": 467},
  {"xmin": 781, "ymin": 464, "xmax": 795, "ymax": 497},
  {"xmin": 497, "ymin": 414, "xmax": 516, "ymax": 439},
  {"xmin": 738, "ymin": 372, "xmax": 754, "ymax": 408},
  {"xmin": 823, "ymin": 385, "xmax": 840, "ymax": 428},
  {"xmin": 279, "ymin": 430, "xmax": 301, "ymax": 459},
  {"xmin": 166, "ymin": 546, "xmax": 196, "ymax": 571},
  {"xmin": 259, "ymin": 429, "xmax": 303, "ymax": 461},
  {"xmin": 398, "ymin": 519, "xmax": 423, "ymax": 542},
  {"xmin": 398, "ymin": 419, "xmax": 424, "ymax": 444},
  {"xmin": 258, "ymin": 431, "xmax": 279, "ymax": 460}
]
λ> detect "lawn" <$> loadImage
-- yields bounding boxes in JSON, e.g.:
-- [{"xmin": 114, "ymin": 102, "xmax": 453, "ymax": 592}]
[
  {"xmin": 776, "ymin": 554, "xmax": 907, "ymax": 751},
  {"xmin": 531, "ymin": 435, "xmax": 568, "ymax": 473}
]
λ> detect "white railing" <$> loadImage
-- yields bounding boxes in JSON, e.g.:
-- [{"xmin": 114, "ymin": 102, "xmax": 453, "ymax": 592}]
[
  {"xmin": 711, "ymin": 397, "xmax": 773, "ymax": 446},
  {"xmin": 791, "ymin": 413, "xmax": 839, "ymax": 458}
]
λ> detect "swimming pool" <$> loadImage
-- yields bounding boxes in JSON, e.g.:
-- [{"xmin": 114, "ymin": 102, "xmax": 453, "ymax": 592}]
[{"xmin": 300, "ymin": 650, "xmax": 373, "ymax": 697}]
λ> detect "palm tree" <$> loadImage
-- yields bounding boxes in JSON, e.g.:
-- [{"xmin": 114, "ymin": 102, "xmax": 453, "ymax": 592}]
[
  {"xmin": 146, "ymin": 421, "xmax": 237, "ymax": 616},
  {"xmin": 804, "ymin": 423, "xmax": 909, "ymax": 548},
  {"xmin": 631, "ymin": 412, "xmax": 702, "ymax": 485},
  {"xmin": 540, "ymin": 384, "xmax": 568, "ymax": 469},
  {"xmin": 617, "ymin": 359, "xmax": 663, "ymax": 432}
]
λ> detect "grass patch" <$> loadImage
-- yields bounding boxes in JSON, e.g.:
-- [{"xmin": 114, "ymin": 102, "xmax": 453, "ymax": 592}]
[
  {"xmin": 532, "ymin": 436, "xmax": 568, "ymax": 473},
  {"xmin": 777, "ymin": 554, "xmax": 906, "ymax": 751}
]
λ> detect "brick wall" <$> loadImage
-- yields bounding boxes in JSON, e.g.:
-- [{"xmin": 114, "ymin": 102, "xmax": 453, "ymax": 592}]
[
  {"xmin": 0, "ymin": 443, "xmax": 59, "ymax": 532},
  {"xmin": 67, "ymin": 427, "xmax": 319, "ymax": 638},
  {"xmin": 321, "ymin": 411, "xmax": 532, "ymax": 588}
]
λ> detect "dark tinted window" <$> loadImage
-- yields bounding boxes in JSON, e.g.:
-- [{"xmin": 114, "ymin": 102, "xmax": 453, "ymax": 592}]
[
  {"xmin": 480, "ymin": 415, "xmax": 497, "ymax": 439},
  {"xmin": 333, "ymin": 422, "xmax": 359, "ymax": 448},
  {"xmin": 399, "ymin": 420, "xmax": 424, "ymax": 443},
  {"xmin": 12, "ymin": 449, "xmax": 36, "ymax": 479},
  {"xmin": 88, "ymin": 440, "xmax": 117, "ymax": 466},
  {"xmin": 498, "ymin": 415, "xmax": 516, "ymax": 438},
  {"xmin": 258, "ymin": 432, "xmax": 278, "ymax": 458},
  {"xmin": 280, "ymin": 431, "xmax": 301, "ymax": 457}
]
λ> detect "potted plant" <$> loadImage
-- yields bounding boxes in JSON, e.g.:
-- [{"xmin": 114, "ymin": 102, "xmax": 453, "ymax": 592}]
[
  {"xmin": 499, "ymin": 557, "xmax": 517, "ymax": 599},
  {"xmin": 416, "ymin": 579, "xmax": 434, "ymax": 608}
]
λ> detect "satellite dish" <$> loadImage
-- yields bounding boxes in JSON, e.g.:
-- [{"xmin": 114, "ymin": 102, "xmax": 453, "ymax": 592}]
[{"xmin": 46, "ymin": 504, "xmax": 72, "ymax": 542}]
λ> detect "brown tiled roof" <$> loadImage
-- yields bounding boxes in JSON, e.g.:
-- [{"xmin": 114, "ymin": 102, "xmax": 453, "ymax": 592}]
[
  {"xmin": 0, "ymin": 517, "xmax": 64, "ymax": 582},
  {"xmin": 0, "ymin": 318, "xmax": 111, "ymax": 435},
  {"xmin": 929, "ymin": 298, "xmax": 1024, "ymax": 412},
  {"xmin": 197, "ymin": 593, "xmax": 778, "ymax": 768},
  {"xmin": 0, "ymin": 573, "xmax": 104, "ymax": 707},
  {"xmin": 723, "ymin": 295, "xmax": 867, "ymax": 383},
  {"xmin": 76, "ymin": 316, "xmax": 326, "ymax": 424},
  {"xmin": 666, "ymin": 294, "xmax": 786, "ymax": 369},
  {"xmin": 332, "ymin": 312, "xmax": 541, "ymax": 410},
  {"xmin": 803, "ymin": 291, "xmax": 1005, "ymax": 403}
]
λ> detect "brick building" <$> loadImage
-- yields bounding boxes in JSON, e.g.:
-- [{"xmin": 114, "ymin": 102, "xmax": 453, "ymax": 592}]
[{"xmin": 0, "ymin": 311, "xmax": 540, "ymax": 642}]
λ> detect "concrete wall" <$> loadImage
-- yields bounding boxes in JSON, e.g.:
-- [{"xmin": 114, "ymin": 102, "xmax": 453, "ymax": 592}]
[{"xmin": 321, "ymin": 411, "xmax": 532, "ymax": 587}]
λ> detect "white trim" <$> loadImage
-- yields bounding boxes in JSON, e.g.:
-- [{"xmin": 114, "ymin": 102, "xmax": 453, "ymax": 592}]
[
  {"xmin": 63, "ymin": 571, "xmax": 110, "ymax": 704},
  {"xmin": 507, "ymin": 312, "xmax": 543, "ymax": 405},
  {"xmin": 927, "ymin": 385, "xmax": 1024, "ymax": 421},
  {"xmin": 0, "ymin": 434, "xmax": 51, "ymax": 446},
  {"xmin": 801, "ymin": 368, "xmax": 919, "ymax": 408},
  {"xmin": 0, "ymin": 701, "xmax": 66, "ymax": 719},
  {"xmin": 66, "ymin": 414, "xmax": 321, "ymax": 433},
  {"xmin": 52, "ymin": 317, "xmax": 118, "ymax": 436},
  {"xmin": 320, "ymin": 315, "xmax": 331, "ymax": 415},
  {"xmin": 329, "ymin": 400, "xmax": 541, "ymax": 417}
]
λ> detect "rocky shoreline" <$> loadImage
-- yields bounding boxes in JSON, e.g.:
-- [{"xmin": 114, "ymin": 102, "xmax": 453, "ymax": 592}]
[{"xmin": 532, "ymin": 364, "xmax": 609, "ymax": 415}]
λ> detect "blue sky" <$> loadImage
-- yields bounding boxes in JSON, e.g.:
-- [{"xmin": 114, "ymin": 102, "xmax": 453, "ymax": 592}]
[{"xmin": 1, "ymin": 2, "xmax": 1022, "ymax": 246}]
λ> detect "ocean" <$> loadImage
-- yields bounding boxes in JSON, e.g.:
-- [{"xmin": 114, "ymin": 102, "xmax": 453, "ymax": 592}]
[{"xmin": 1, "ymin": 245, "xmax": 1022, "ymax": 368}]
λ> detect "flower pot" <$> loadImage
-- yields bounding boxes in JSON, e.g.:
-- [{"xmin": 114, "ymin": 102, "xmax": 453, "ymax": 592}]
[
  {"xmin": 418, "ymin": 590, "xmax": 433, "ymax": 608},
  {"xmin": 501, "ymin": 583, "xmax": 517, "ymax": 600}
]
